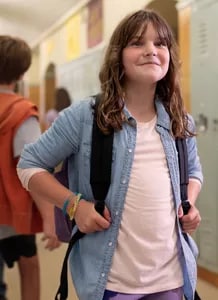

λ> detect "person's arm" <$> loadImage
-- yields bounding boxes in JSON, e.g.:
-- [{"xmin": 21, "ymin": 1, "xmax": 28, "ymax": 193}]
[
  {"xmin": 28, "ymin": 171, "xmax": 74, "ymax": 209},
  {"xmin": 18, "ymin": 105, "xmax": 82, "ymax": 204},
  {"xmin": 13, "ymin": 116, "xmax": 41, "ymax": 157},
  {"xmin": 15, "ymin": 116, "xmax": 60, "ymax": 249},
  {"xmin": 18, "ymin": 102, "xmax": 111, "ymax": 233},
  {"xmin": 27, "ymin": 171, "xmax": 111, "ymax": 234},
  {"xmin": 30, "ymin": 188, "xmax": 61, "ymax": 250}
]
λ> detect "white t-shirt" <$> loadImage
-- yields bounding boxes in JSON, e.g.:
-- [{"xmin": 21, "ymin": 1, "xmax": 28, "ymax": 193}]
[{"xmin": 107, "ymin": 116, "xmax": 183, "ymax": 293}]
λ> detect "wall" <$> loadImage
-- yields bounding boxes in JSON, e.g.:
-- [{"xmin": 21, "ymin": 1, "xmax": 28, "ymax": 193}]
[
  {"xmin": 103, "ymin": 0, "xmax": 152, "ymax": 42},
  {"xmin": 28, "ymin": 48, "xmax": 40, "ymax": 85},
  {"xmin": 40, "ymin": 26, "xmax": 67, "ymax": 78}
]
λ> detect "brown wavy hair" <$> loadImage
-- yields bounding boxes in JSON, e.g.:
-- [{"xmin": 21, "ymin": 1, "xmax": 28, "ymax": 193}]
[
  {"xmin": 0, "ymin": 35, "xmax": 31, "ymax": 84},
  {"xmin": 98, "ymin": 9, "xmax": 193, "ymax": 138}
]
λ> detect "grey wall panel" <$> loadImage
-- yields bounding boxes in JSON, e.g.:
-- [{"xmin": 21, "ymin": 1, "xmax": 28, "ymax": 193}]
[
  {"xmin": 191, "ymin": 0, "xmax": 218, "ymax": 272},
  {"xmin": 56, "ymin": 46, "xmax": 104, "ymax": 103}
]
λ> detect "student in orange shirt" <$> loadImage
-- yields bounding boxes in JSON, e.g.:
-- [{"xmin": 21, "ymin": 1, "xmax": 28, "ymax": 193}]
[{"xmin": 0, "ymin": 35, "xmax": 60, "ymax": 300}]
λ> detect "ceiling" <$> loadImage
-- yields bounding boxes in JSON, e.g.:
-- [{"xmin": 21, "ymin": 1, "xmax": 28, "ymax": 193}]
[
  {"xmin": 0, "ymin": 0, "xmax": 178, "ymax": 48},
  {"xmin": 0, "ymin": 0, "xmax": 81, "ymax": 46}
]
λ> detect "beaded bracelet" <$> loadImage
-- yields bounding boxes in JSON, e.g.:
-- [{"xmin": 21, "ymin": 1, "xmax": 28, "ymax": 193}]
[
  {"xmin": 68, "ymin": 193, "xmax": 82, "ymax": 220},
  {"xmin": 62, "ymin": 199, "xmax": 70, "ymax": 216},
  {"xmin": 61, "ymin": 194, "xmax": 75, "ymax": 215}
]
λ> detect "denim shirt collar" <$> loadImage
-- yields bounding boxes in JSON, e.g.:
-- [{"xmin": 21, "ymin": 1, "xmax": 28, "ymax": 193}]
[{"xmin": 123, "ymin": 98, "xmax": 171, "ymax": 131}]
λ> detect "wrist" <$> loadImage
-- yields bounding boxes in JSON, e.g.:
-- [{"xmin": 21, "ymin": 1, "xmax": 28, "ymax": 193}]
[
  {"xmin": 61, "ymin": 193, "xmax": 75, "ymax": 216},
  {"xmin": 66, "ymin": 193, "xmax": 82, "ymax": 220}
]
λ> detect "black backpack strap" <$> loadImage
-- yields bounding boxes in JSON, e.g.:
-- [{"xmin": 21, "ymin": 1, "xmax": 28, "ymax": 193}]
[
  {"xmin": 55, "ymin": 94, "xmax": 114, "ymax": 300},
  {"xmin": 175, "ymin": 138, "xmax": 191, "ymax": 215},
  {"xmin": 184, "ymin": 291, "xmax": 201, "ymax": 300},
  {"xmin": 55, "ymin": 230, "xmax": 85, "ymax": 300},
  {"xmin": 176, "ymin": 138, "xmax": 201, "ymax": 300},
  {"xmin": 194, "ymin": 291, "xmax": 201, "ymax": 300},
  {"xmin": 90, "ymin": 94, "xmax": 114, "ymax": 202}
]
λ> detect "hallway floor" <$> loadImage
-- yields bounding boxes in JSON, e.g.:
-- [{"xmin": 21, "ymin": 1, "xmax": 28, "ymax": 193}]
[{"xmin": 4, "ymin": 234, "xmax": 218, "ymax": 299}]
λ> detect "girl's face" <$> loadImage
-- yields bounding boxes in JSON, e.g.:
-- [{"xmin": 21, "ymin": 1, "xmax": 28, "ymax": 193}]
[{"xmin": 122, "ymin": 23, "xmax": 170, "ymax": 86}]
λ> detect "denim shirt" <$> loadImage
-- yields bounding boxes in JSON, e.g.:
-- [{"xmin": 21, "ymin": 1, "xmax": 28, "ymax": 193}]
[{"xmin": 18, "ymin": 97, "xmax": 203, "ymax": 300}]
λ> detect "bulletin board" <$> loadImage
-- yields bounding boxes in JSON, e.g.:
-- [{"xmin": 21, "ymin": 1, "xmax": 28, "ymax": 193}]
[{"xmin": 57, "ymin": 46, "xmax": 105, "ymax": 103}]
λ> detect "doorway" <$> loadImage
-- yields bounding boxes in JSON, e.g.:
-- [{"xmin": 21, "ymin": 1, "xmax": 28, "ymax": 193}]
[{"xmin": 44, "ymin": 63, "xmax": 56, "ymax": 113}]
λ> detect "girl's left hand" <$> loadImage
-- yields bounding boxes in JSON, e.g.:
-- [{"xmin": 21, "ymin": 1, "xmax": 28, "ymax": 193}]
[
  {"xmin": 42, "ymin": 217, "xmax": 62, "ymax": 250},
  {"xmin": 178, "ymin": 204, "xmax": 201, "ymax": 233}
]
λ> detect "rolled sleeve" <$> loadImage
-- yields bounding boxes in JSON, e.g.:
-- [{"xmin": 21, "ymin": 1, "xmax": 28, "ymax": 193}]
[{"xmin": 17, "ymin": 167, "xmax": 47, "ymax": 190}]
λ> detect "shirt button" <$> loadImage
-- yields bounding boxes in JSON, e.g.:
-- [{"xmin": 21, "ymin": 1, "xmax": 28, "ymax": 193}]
[
  {"xmin": 115, "ymin": 211, "xmax": 119, "ymax": 216},
  {"xmin": 101, "ymin": 273, "xmax": 105, "ymax": 277},
  {"xmin": 128, "ymin": 149, "xmax": 132, "ymax": 153},
  {"xmin": 122, "ymin": 179, "xmax": 126, "ymax": 184},
  {"xmin": 108, "ymin": 242, "xmax": 112, "ymax": 247}
]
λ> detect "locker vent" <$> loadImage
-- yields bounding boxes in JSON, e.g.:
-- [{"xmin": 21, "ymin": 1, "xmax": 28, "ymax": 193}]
[{"xmin": 198, "ymin": 22, "xmax": 208, "ymax": 56}]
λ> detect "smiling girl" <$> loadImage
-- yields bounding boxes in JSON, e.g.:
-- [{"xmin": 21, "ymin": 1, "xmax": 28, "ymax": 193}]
[{"xmin": 18, "ymin": 9, "xmax": 202, "ymax": 300}]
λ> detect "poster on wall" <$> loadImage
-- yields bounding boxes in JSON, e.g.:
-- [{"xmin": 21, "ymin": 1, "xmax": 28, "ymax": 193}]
[
  {"xmin": 66, "ymin": 12, "xmax": 81, "ymax": 61},
  {"xmin": 87, "ymin": 0, "xmax": 103, "ymax": 48}
]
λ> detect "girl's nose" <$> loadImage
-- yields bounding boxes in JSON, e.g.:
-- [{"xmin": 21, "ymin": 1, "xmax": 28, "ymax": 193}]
[{"xmin": 143, "ymin": 43, "xmax": 157, "ymax": 56}]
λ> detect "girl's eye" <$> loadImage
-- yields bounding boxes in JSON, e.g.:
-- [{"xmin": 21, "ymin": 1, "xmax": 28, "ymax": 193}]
[
  {"xmin": 155, "ymin": 40, "xmax": 167, "ymax": 47},
  {"xmin": 128, "ymin": 40, "xmax": 143, "ymax": 47}
]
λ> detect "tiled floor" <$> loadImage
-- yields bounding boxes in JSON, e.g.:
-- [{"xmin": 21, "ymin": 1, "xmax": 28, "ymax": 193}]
[{"xmin": 4, "ymin": 234, "xmax": 218, "ymax": 299}]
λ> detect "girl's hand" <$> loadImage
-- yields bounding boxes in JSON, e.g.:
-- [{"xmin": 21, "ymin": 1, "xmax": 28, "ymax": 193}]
[
  {"xmin": 178, "ymin": 204, "xmax": 201, "ymax": 233},
  {"xmin": 74, "ymin": 199, "xmax": 111, "ymax": 233},
  {"xmin": 41, "ymin": 234, "xmax": 61, "ymax": 251},
  {"xmin": 42, "ymin": 216, "xmax": 61, "ymax": 250}
]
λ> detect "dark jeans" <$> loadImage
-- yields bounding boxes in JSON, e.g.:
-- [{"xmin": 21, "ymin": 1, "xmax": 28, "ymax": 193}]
[
  {"xmin": 0, "ymin": 235, "xmax": 36, "ymax": 268},
  {"xmin": 0, "ymin": 253, "xmax": 6, "ymax": 297},
  {"xmin": 103, "ymin": 287, "xmax": 183, "ymax": 300}
]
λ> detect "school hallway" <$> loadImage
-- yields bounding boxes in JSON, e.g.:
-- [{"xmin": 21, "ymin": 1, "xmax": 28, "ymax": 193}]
[
  {"xmin": 1, "ymin": 0, "xmax": 218, "ymax": 299},
  {"xmin": 4, "ymin": 234, "xmax": 218, "ymax": 300}
]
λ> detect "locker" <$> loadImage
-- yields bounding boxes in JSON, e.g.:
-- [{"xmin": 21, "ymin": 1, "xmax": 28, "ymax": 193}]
[{"xmin": 191, "ymin": 0, "xmax": 218, "ymax": 272}]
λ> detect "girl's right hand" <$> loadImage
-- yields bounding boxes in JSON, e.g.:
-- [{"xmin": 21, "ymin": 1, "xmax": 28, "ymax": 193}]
[{"xmin": 74, "ymin": 199, "xmax": 111, "ymax": 233}]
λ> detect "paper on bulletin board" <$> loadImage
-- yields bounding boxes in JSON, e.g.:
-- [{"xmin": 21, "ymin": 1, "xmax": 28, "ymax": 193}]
[{"xmin": 66, "ymin": 13, "xmax": 81, "ymax": 61}]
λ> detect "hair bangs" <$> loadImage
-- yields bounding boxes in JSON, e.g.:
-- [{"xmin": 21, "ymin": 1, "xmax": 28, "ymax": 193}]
[
  {"xmin": 148, "ymin": 13, "xmax": 173, "ymax": 48},
  {"xmin": 121, "ymin": 12, "xmax": 149, "ymax": 48}
]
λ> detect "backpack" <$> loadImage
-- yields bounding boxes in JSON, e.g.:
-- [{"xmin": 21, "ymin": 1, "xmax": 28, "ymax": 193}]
[{"xmin": 54, "ymin": 95, "xmax": 201, "ymax": 300}]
